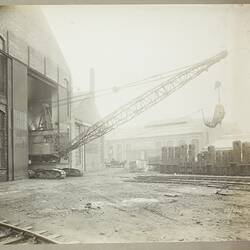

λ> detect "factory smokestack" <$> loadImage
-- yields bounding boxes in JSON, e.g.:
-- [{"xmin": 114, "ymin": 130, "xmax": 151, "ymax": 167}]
[{"xmin": 89, "ymin": 68, "xmax": 95, "ymax": 94}]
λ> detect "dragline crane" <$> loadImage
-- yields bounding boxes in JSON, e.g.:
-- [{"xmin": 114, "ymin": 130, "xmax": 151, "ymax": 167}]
[{"xmin": 28, "ymin": 50, "xmax": 227, "ymax": 179}]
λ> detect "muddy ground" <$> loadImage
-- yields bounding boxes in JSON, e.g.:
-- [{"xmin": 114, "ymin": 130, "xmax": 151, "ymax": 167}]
[{"xmin": 0, "ymin": 168, "xmax": 249, "ymax": 243}]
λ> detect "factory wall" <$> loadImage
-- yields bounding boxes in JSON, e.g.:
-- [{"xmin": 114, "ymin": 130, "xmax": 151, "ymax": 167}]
[
  {"xmin": 12, "ymin": 61, "xmax": 29, "ymax": 179},
  {"xmin": 85, "ymin": 137, "xmax": 104, "ymax": 171},
  {"xmin": 0, "ymin": 6, "xmax": 105, "ymax": 179},
  {"xmin": 0, "ymin": 53, "xmax": 29, "ymax": 180},
  {"xmin": 70, "ymin": 68, "xmax": 105, "ymax": 173},
  {"xmin": 0, "ymin": 51, "xmax": 72, "ymax": 181},
  {"xmin": 105, "ymin": 119, "xmax": 239, "ymax": 163},
  {"xmin": 106, "ymin": 132, "xmax": 205, "ymax": 163},
  {"xmin": 0, "ymin": 6, "xmax": 69, "ymax": 75},
  {"xmin": 0, "ymin": 48, "xmax": 7, "ymax": 181},
  {"xmin": 70, "ymin": 123, "xmax": 104, "ymax": 173},
  {"xmin": 70, "ymin": 106, "xmax": 105, "ymax": 173},
  {"xmin": 70, "ymin": 121, "xmax": 85, "ymax": 173},
  {"xmin": 0, "ymin": 6, "xmax": 72, "ymax": 181}
]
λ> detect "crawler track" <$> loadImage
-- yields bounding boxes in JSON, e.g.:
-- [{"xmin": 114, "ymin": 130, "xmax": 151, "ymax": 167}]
[{"xmin": 0, "ymin": 220, "xmax": 60, "ymax": 245}]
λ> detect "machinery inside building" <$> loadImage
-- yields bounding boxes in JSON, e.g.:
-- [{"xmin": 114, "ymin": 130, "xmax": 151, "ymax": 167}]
[{"xmin": 28, "ymin": 74, "xmax": 59, "ymax": 162}]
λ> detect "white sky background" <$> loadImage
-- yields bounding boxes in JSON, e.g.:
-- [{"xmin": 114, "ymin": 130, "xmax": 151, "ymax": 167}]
[{"xmin": 42, "ymin": 5, "xmax": 233, "ymax": 127}]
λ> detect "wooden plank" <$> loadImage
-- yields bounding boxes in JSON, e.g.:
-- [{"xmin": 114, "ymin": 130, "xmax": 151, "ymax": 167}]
[
  {"xmin": 0, "ymin": 220, "xmax": 8, "ymax": 224},
  {"xmin": 0, "ymin": 222, "xmax": 58, "ymax": 244},
  {"xmin": 0, "ymin": 236, "xmax": 25, "ymax": 245},
  {"xmin": 34, "ymin": 230, "xmax": 47, "ymax": 235},
  {"xmin": 49, "ymin": 234, "xmax": 62, "ymax": 239},
  {"xmin": 12, "ymin": 223, "xmax": 21, "ymax": 227}
]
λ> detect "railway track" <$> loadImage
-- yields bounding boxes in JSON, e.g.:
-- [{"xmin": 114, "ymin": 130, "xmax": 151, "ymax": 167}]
[
  {"xmin": 127, "ymin": 174, "xmax": 250, "ymax": 191},
  {"xmin": 0, "ymin": 219, "xmax": 61, "ymax": 245}
]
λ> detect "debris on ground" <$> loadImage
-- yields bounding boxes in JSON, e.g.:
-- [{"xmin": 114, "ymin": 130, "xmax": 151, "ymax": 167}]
[
  {"xmin": 85, "ymin": 203, "xmax": 92, "ymax": 209},
  {"xmin": 169, "ymin": 199, "xmax": 177, "ymax": 203},
  {"xmin": 215, "ymin": 189, "xmax": 234, "ymax": 196},
  {"xmin": 215, "ymin": 190, "xmax": 228, "ymax": 196},
  {"xmin": 195, "ymin": 221, "xmax": 202, "ymax": 225},
  {"xmin": 0, "ymin": 169, "xmax": 249, "ymax": 243},
  {"xmin": 164, "ymin": 194, "xmax": 179, "ymax": 198},
  {"xmin": 84, "ymin": 203, "xmax": 101, "ymax": 210}
]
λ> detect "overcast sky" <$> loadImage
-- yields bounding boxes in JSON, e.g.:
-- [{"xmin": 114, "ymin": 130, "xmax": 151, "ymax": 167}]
[{"xmin": 42, "ymin": 5, "xmax": 233, "ymax": 127}]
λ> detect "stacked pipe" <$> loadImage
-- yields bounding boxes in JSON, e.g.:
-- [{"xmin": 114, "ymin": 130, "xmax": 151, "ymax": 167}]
[{"xmin": 160, "ymin": 140, "xmax": 250, "ymax": 176}]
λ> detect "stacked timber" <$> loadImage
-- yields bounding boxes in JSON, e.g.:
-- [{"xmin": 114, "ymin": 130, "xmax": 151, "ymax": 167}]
[
  {"xmin": 242, "ymin": 142, "xmax": 250, "ymax": 163},
  {"xmin": 242, "ymin": 142, "xmax": 250, "ymax": 175},
  {"xmin": 197, "ymin": 152, "xmax": 203, "ymax": 175},
  {"xmin": 188, "ymin": 144, "xmax": 196, "ymax": 163},
  {"xmin": 207, "ymin": 146, "xmax": 216, "ymax": 174},
  {"xmin": 160, "ymin": 140, "xmax": 250, "ymax": 176},
  {"xmin": 232, "ymin": 141, "xmax": 241, "ymax": 163},
  {"xmin": 215, "ymin": 150, "xmax": 223, "ymax": 175},
  {"xmin": 181, "ymin": 144, "xmax": 188, "ymax": 173},
  {"xmin": 188, "ymin": 145, "xmax": 195, "ymax": 174}
]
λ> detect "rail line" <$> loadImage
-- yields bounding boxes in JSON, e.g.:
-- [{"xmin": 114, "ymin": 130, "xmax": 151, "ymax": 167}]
[
  {"xmin": 126, "ymin": 174, "xmax": 250, "ymax": 191},
  {"xmin": 0, "ymin": 220, "xmax": 61, "ymax": 245}
]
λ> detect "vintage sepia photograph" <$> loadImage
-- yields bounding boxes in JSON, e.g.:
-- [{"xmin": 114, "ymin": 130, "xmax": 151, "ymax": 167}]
[{"xmin": 0, "ymin": 3, "xmax": 250, "ymax": 246}]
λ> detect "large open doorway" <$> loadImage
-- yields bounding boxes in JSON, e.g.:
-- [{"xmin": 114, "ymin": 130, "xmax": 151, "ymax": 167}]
[
  {"xmin": 27, "ymin": 73, "xmax": 59, "ymax": 164},
  {"xmin": 28, "ymin": 75, "xmax": 58, "ymax": 131}
]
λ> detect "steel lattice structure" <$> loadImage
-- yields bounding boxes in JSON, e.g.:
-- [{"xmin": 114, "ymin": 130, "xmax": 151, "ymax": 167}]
[{"xmin": 60, "ymin": 50, "xmax": 227, "ymax": 156}]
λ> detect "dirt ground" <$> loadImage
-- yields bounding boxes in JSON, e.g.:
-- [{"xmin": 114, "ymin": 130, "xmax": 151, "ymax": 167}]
[{"xmin": 0, "ymin": 168, "xmax": 250, "ymax": 243}]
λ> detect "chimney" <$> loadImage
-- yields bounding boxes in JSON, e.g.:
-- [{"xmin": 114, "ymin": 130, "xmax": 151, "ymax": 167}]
[{"xmin": 89, "ymin": 68, "xmax": 95, "ymax": 94}]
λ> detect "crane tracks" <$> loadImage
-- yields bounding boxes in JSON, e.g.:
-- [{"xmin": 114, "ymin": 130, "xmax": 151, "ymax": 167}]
[{"xmin": 0, "ymin": 219, "xmax": 61, "ymax": 245}]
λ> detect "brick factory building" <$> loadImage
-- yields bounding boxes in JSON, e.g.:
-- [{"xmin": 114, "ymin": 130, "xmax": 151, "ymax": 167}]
[{"xmin": 0, "ymin": 6, "xmax": 103, "ymax": 181}]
